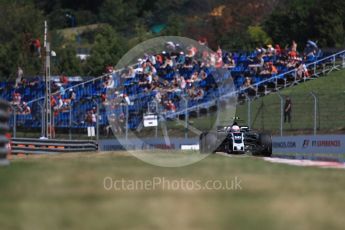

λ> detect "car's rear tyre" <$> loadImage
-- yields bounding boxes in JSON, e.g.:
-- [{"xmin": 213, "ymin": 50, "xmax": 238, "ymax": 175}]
[
  {"xmin": 259, "ymin": 133, "xmax": 272, "ymax": 157},
  {"xmin": 199, "ymin": 132, "xmax": 218, "ymax": 154},
  {"xmin": 253, "ymin": 133, "xmax": 272, "ymax": 157}
]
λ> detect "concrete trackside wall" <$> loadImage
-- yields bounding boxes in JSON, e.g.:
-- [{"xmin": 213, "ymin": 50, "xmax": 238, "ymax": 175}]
[
  {"xmin": 99, "ymin": 135, "xmax": 345, "ymax": 154},
  {"xmin": 98, "ymin": 138, "xmax": 199, "ymax": 151},
  {"xmin": 272, "ymin": 135, "xmax": 345, "ymax": 154}
]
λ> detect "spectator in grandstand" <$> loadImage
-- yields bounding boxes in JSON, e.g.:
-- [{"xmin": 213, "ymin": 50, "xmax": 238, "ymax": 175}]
[
  {"xmin": 186, "ymin": 45, "xmax": 197, "ymax": 58},
  {"xmin": 188, "ymin": 71, "xmax": 196, "ymax": 82},
  {"xmin": 284, "ymin": 96, "xmax": 292, "ymax": 123},
  {"xmin": 91, "ymin": 110, "xmax": 97, "ymax": 126},
  {"xmin": 103, "ymin": 75, "xmax": 115, "ymax": 88},
  {"xmin": 69, "ymin": 89, "xmax": 76, "ymax": 101},
  {"xmin": 104, "ymin": 114, "xmax": 118, "ymax": 136},
  {"xmin": 178, "ymin": 75, "xmax": 186, "ymax": 90},
  {"xmin": 148, "ymin": 54, "xmax": 157, "ymax": 65},
  {"xmin": 15, "ymin": 67, "xmax": 23, "ymax": 88},
  {"xmin": 198, "ymin": 37, "xmax": 208, "ymax": 46},
  {"xmin": 266, "ymin": 44, "xmax": 275, "ymax": 56},
  {"xmin": 105, "ymin": 112, "xmax": 125, "ymax": 134},
  {"xmin": 143, "ymin": 61, "xmax": 157, "ymax": 75},
  {"xmin": 120, "ymin": 93, "xmax": 131, "ymax": 105},
  {"xmin": 164, "ymin": 100, "xmax": 176, "ymax": 113},
  {"xmin": 176, "ymin": 52, "xmax": 186, "ymax": 66},
  {"xmin": 121, "ymin": 67, "xmax": 136, "ymax": 79},
  {"xmin": 242, "ymin": 77, "xmax": 256, "ymax": 97},
  {"xmin": 30, "ymin": 38, "xmax": 41, "ymax": 57},
  {"xmin": 28, "ymin": 76, "xmax": 41, "ymax": 87},
  {"xmin": 296, "ymin": 62, "xmax": 309, "ymax": 79},
  {"xmin": 291, "ymin": 40, "xmax": 298, "ymax": 52},
  {"xmin": 194, "ymin": 88, "xmax": 205, "ymax": 101},
  {"xmin": 105, "ymin": 65, "xmax": 114, "ymax": 73},
  {"xmin": 155, "ymin": 53, "xmax": 164, "ymax": 66},
  {"xmin": 60, "ymin": 74, "xmax": 68, "ymax": 85},
  {"xmin": 288, "ymin": 49, "xmax": 299, "ymax": 60},
  {"xmin": 187, "ymin": 86, "xmax": 196, "ymax": 99},
  {"xmin": 51, "ymin": 81, "xmax": 59, "ymax": 94},
  {"xmin": 155, "ymin": 90, "xmax": 162, "ymax": 103},
  {"xmin": 51, "ymin": 96, "xmax": 56, "ymax": 110},
  {"xmin": 21, "ymin": 102, "xmax": 31, "ymax": 115},
  {"xmin": 85, "ymin": 110, "xmax": 93, "ymax": 126},
  {"xmin": 223, "ymin": 53, "xmax": 236, "ymax": 68},
  {"xmin": 161, "ymin": 55, "xmax": 174, "ymax": 69},
  {"xmin": 260, "ymin": 62, "xmax": 278, "ymax": 75},
  {"xmin": 117, "ymin": 113, "xmax": 125, "ymax": 133},
  {"xmin": 286, "ymin": 55, "xmax": 301, "ymax": 69},
  {"xmin": 100, "ymin": 92, "xmax": 107, "ymax": 103},
  {"xmin": 11, "ymin": 92, "xmax": 21, "ymax": 106},
  {"xmin": 214, "ymin": 46, "xmax": 223, "ymax": 68},
  {"xmin": 59, "ymin": 85, "xmax": 66, "ymax": 96},
  {"xmin": 248, "ymin": 54, "xmax": 264, "ymax": 71},
  {"xmin": 138, "ymin": 74, "xmax": 151, "ymax": 89},
  {"xmin": 57, "ymin": 96, "xmax": 64, "ymax": 110},
  {"xmin": 275, "ymin": 44, "xmax": 282, "ymax": 56}
]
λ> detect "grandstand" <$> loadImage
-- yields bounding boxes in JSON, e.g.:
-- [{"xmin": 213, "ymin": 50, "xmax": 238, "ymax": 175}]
[{"xmin": 3, "ymin": 40, "xmax": 344, "ymax": 137}]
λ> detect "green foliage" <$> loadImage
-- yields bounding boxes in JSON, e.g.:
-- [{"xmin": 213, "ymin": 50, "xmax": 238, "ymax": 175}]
[
  {"xmin": 161, "ymin": 14, "xmax": 185, "ymax": 36},
  {"xmin": 219, "ymin": 30, "xmax": 252, "ymax": 51},
  {"xmin": 99, "ymin": 0, "xmax": 139, "ymax": 33},
  {"xmin": 0, "ymin": 2, "xmax": 44, "ymax": 78},
  {"xmin": 247, "ymin": 26, "xmax": 272, "ymax": 47},
  {"xmin": 0, "ymin": 0, "xmax": 345, "ymax": 78},
  {"xmin": 85, "ymin": 26, "xmax": 128, "ymax": 75},
  {"xmin": 54, "ymin": 45, "xmax": 82, "ymax": 76},
  {"xmin": 264, "ymin": 0, "xmax": 345, "ymax": 48}
]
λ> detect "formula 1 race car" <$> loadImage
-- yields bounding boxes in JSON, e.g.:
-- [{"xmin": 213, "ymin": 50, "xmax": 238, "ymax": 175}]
[{"xmin": 199, "ymin": 122, "xmax": 272, "ymax": 157}]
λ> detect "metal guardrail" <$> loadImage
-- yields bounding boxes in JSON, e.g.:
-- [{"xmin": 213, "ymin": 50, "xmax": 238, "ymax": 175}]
[{"xmin": 11, "ymin": 138, "xmax": 98, "ymax": 154}]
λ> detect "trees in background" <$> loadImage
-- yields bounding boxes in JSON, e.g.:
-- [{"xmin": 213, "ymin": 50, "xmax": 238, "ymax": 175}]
[
  {"xmin": 264, "ymin": 0, "xmax": 345, "ymax": 48},
  {"xmin": 0, "ymin": 2, "xmax": 44, "ymax": 77},
  {"xmin": 0, "ymin": 0, "xmax": 344, "ymax": 78},
  {"xmin": 85, "ymin": 26, "xmax": 128, "ymax": 75}
]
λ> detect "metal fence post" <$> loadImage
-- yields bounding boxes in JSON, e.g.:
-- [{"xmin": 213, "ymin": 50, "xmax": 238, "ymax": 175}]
[
  {"xmin": 277, "ymin": 93, "xmax": 284, "ymax": 136},
  {"xmin": 184, "ymin": 97, "xmax": 188, "ymax": 139},
  {"xmin": 294, "ymin": 70, "xmax": 298, "ymax": 84},
  {"xmin": 246, "ymin": 95, "xmax": 251, "ymax": 129},
  {"xmin": 310, "ymin": 92, "xmax": 318, "ymax": 135},
  {"xmin": 13, "ymin": 108, "xmax": 16, "ymax": 138},
  {"xmin": 39, "ymin": 102, "xmax": 45, "ymax": 137},
  {"xmin": 154, "ymin": 101, "xmax": 158, "ymax": 138},
  {"xmin": 96, "ymin": 104, "xmax": 100, "ymax": 143},
  {"xmin": 69, "ymin": 107, "xmax": 72, "ymax": 140},
  {"xmin": 125, "ymin": 103, "xmax": 129, "ymax": 146}
]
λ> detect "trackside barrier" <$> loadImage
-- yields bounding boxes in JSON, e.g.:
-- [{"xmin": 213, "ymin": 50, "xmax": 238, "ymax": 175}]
[
  {"xmin": 11, "ymin": 138, "xmax": 98, "ymax": 154},
  {"xmin": 0, "ymin": 100, "xmax": 10, "ymax": 165}
]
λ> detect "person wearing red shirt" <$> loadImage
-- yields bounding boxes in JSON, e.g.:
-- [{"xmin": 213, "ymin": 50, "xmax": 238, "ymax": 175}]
[{"xmin": 60, "ymin": 75, "xmax": 68, "ymax": 85}]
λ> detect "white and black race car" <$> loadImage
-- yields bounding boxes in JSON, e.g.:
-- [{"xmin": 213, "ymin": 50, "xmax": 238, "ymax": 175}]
[{"xmin": 199, "ymin": 122, "xmax": 272, "ymax": 157}]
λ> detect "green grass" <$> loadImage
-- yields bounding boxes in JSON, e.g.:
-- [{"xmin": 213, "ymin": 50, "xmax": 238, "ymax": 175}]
[
  {"xmin": 235, "ymin": 68, "xmax": 345, "ymax": 134},
  {"xmin": 1, "ymin": 152, "xmax": 345, "ymax": 230},
  {"xmin": 57, "ymin": 23, "xmax": 107, "ymax": 42}
]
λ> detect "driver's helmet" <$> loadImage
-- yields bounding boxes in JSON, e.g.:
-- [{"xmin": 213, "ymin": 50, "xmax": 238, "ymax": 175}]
[{"xmin": 231, "ymin": 125, "xmax": 240, "ymax": 132}]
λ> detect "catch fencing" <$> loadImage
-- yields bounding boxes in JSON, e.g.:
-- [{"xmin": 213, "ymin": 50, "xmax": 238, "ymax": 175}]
[{"xmin": 8, "ymin": 49, "xmax": 345, "ymax": 140}]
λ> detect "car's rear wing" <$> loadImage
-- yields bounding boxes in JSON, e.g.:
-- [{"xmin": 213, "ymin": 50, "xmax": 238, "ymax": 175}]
[
  {"xmin": 217, "ymin": 126, "xmax": 230, "ymax": 132},
  {"xmin": 240, "ymin": 126, "xmax": 249, "ymax": 132}
]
